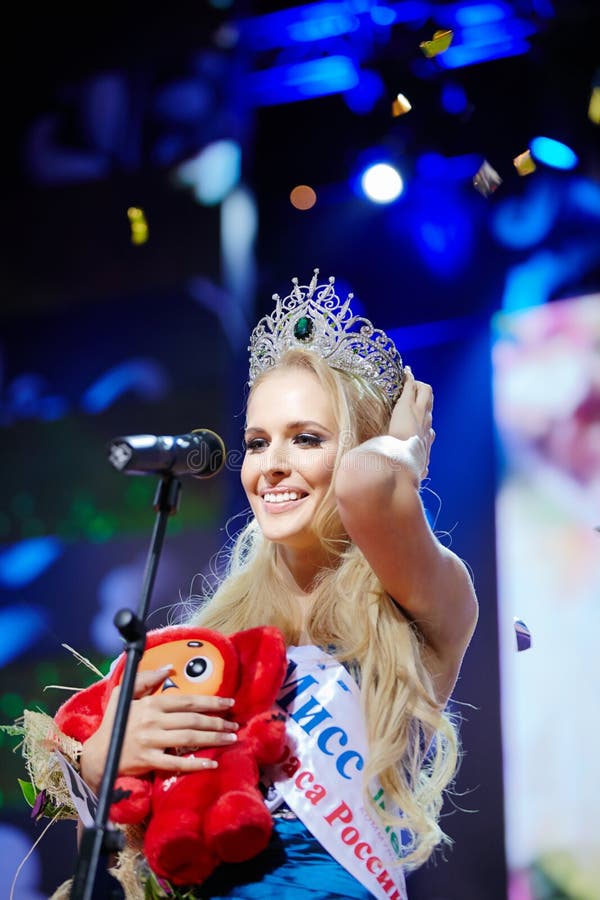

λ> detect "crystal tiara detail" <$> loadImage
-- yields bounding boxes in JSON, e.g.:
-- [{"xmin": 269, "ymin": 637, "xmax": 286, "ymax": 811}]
[{"xmin": 248, "ymin": 269, "xmax": 404, "ymax": 404}]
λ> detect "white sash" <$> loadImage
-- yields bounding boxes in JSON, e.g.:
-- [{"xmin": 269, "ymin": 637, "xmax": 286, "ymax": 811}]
[{"xmin": 264, "ymin": 645, "xmax": 408, "ymax": 900}]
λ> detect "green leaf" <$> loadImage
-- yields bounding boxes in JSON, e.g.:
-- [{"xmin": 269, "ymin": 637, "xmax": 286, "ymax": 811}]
[
  {"xmin": 18, "ymin": 779, "xmax": 38, "ymax": 807},
  {"xmin": 0, "ymin": 723, "xmax": 25, "ymax": 736},
  {"xmin": 144, "ymin": 874, "xmax": 168, "ymax": 899},
  {"xmin": 40, "ymin": 798, "xmax": 71, "ymax": 820}
]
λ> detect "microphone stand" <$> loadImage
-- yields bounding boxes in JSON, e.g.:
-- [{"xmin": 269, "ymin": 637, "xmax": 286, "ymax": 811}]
[{"xmin": 70, "ymin": 473, "xmax": 182, "ymax": 900}]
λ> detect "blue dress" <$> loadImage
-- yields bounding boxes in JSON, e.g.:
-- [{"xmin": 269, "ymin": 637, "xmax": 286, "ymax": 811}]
[{"xmin": 193, "ymin": 814, "xmax": 375, "ymax": 899}]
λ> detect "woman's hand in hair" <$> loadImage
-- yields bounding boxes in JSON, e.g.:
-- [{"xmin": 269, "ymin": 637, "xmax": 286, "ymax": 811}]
[{"xmin": 388, "ymin": 366, "xmax": 434, "ymax": 480}]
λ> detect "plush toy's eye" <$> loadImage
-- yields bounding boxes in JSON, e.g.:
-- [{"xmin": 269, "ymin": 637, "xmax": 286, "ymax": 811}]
[{"xmin": 184, "ymin": 656, "xmax": 214, "ymax": 683}]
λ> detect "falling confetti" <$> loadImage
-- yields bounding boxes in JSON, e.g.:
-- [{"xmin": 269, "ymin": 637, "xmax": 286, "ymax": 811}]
[
  {"xmin": 127, "ymin": 207, "xmax": 149, "ymax": 245},
  {"xmin": 513, "ymin": 149, "xmax": 537, "ymax": 176},
  {"xmin": 473, "ymin": 160, "xmax": 502, "ymax": 197},
  {"xmin": 588, "ymin": 86, "xmax": 600, "ymax": 125},
  {"xmin": 290, "ymin": 185, "xmax": 317, "ymax": 211},
  {"xmin": 391, "ymin": 93, "xmax": 412, "ymax": 117},
  {"xmin": 514, "ymin": 617, "xmax": 532, "ymax": 652},
  {"xmin": 419, "ymin": 29, "xmax": 453, "ymax": 59}
]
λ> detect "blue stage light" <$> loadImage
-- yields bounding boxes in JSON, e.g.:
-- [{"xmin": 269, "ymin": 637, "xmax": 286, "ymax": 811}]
[
  {"xmin": 435, "ymin": 13, "xmax": 536, "ymax": 69},
  {"xmin": 360, "ymin": 163, "xmax": 404, "ymax": 203},
  {"xmin": 0, "ymin": 538, "xmax": 63, "ymax": 588},
  {"xmin": 248, "ymin": 56, "xmax": 359, "ymax": 106},
  {"xmin": 530, "ymin": 136, "xmax": 578, "ymax": 170},
  {"xmin": 454, "ymin": 2, "xmax": 508, "ymax": 27},
  {"xmin": 440, "ymin": 82, "xmax": 468, "ymax": 114},
  {"xmin": 416, "ymin": 152, "xmax": 481, "ymax": 181},
  {"xmin": 289, "ymin": 9, "xmax": 360, "ymax": 42},
  {"xmin": 343, "ymin": 70, "xmax": 385, "ymax": 114},
  {"xmin": 370, "ymin": 6, "xmax": 396, "ymax": 26},
  {"xmin": 438, "ymin": 35, "xmax": 530, "ymax": 68},
  {"xmin": 388, "ymin": 315, "xmax": 483, "ymax": 351},
  {"xmin": 491, "ymin": 180, "xmax": 558, "ymax": 249},
  {"xmin": 0, "ymin": 605, "xmax": 50, "ymax": 665},
  {"xmin": 81, "ymin": 360, "xmax": 169, "ymax": 413}
]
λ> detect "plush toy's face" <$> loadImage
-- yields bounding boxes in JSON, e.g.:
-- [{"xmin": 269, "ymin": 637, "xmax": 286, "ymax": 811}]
[{"xmin": 138, "ymin": 639, "xmax": 226, "ymax": 696}]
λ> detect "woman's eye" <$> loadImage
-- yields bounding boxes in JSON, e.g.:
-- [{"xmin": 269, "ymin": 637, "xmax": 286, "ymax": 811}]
[
  {"xmin": 185, "ymin": 656, "xmax": 214, "ymax": 682},
  {"xmin": 294, "ymin": 433, "xmax": 324, "ymax": 447},
  {"xmin": 244, "ymin": 438, "xmax": 267, "ymax": 452}
]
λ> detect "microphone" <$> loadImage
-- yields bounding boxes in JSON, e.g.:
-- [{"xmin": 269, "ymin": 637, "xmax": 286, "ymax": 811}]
[{"xmin": 107, "ymin": 429, "xmax": 226, "ymax": 479}]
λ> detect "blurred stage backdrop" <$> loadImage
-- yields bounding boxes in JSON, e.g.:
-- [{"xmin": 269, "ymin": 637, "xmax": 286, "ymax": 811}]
[{"xmin": 2, "ymin": 2, "xmax": 599, "ymax": 898}]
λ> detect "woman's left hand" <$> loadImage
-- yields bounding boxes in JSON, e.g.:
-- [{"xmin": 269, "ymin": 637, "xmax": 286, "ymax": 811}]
[{"xmin": 388, "ymin": 366, "xmax": 435, "ymax": 479}]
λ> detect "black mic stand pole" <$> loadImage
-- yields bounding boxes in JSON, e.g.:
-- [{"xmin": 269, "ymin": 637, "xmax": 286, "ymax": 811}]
[{"xmin": 70, "ymin": 473, "xmax": 182, "ymax": 900}]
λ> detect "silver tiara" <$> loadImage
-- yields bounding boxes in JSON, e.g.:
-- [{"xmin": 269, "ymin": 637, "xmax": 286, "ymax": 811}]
[{"xmin": 248, "ymin": 269, "xmax": 404, "ymax": 403}]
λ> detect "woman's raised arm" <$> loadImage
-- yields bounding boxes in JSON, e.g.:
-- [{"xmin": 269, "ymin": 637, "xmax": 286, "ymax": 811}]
[{"xmin": 334, "ymin": 368, "xmax": 478, "ymax": 701}]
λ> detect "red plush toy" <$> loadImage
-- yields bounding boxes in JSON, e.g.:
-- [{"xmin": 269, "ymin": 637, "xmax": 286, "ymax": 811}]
[{"xmin": 54, "ymin": 625, "xmax": 288, "ymax": 886}]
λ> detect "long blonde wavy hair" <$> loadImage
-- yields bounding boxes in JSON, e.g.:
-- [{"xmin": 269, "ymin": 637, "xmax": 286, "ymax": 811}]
[{"xmin": 188, "ymin": 349, "xmax": 460, "ymax": 869}]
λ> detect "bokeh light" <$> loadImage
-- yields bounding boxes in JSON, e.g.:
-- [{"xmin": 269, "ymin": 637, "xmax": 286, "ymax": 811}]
[
  {"xmin": 290, "ymin": 184, "xmax": 317, "ymax": 210},
  {"xmin": 530, "ymin": 136, "xmax": 578, "ymax": 170},
  {"xmin": 360, "ymin": 163, "xmax": 404, "ymax": 204}
]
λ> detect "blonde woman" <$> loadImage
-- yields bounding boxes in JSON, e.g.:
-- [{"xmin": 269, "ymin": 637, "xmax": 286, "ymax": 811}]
[{"xmin": 79, "ymin": 271, "xmax": 478, "ymax": 899}]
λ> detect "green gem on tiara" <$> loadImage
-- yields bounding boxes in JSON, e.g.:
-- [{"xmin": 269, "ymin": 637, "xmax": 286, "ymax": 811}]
[{"xmin": 293, "ymin": 316, "xmax": 314, "ymax": 342}]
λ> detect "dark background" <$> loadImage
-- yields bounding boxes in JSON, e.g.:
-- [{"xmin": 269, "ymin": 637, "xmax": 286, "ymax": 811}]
[{"xmin": 2, "ymin": 1, "xmax": 599, "ymax": 897}]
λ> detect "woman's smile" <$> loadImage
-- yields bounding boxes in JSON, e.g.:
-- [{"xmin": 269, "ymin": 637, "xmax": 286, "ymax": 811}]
[{"xmin": 261, "ymin": 487, "xmax": 309, "ymax": 511}]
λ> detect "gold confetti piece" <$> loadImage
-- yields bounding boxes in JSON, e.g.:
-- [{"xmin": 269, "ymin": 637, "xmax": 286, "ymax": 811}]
[
  {"xmin": 419, "ymin": 28, "xmax": 453, "ymax": 59},
  {"xmin": 127, "ymin": 206, "xmax": 149, "ymax": 245},
  {"xmin": 392, "ymin": 93, "xmax": 412, "ymax": 117},
  {"xmin": 513, "ymin": 149, "xmax": 537, "ymax": 176},
  {"xmin": 473, "ymin": 160, "xmax": 502, "ymax": 197},
  {"xmin": 588, "ymin": 86, "xmax": 600, "ymax": 125},
  {"xmin": 290, "ymin": 185, "xmax": 317, "ymax": 211}
]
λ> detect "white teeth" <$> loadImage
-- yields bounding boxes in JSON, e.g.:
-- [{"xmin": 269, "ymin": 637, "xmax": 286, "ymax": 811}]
[{"xmin": 264, "ymin": 491, "xmax": 302, "ymax": 503}]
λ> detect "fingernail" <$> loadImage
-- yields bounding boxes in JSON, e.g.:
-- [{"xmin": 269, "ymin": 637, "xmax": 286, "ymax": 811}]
[
  {"xmin": 156, "ymin": 665, "xmax": 173, "ymax": 674},
  {"xmin": 223, "ymin": 733, "xmax": 238, "ymax": 742},
  {"xmin": 203, "ymin": 760, "xmax": 218, "ymax": 769},
  {"xmin": 219, "ymin": 697, "xmax": 235, "ymax": 707}
]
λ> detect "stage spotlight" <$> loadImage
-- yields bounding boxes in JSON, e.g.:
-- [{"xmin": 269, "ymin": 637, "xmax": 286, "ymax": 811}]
[
  {"xmin": 530, "ymin": 136, "xmax": 578, "ymax": 171},
  {"xmin": 360, "ymin": 162, "xmax": 404, "ymax": 204}
]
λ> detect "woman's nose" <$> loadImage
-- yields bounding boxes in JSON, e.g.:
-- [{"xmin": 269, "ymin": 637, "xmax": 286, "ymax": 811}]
[{"xmin": 263, "ymin": 444, "xmax": 292, "ymax": 477}]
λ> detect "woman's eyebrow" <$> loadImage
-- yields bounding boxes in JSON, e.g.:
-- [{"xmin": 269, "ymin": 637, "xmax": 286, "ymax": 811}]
[
  {"xmin": 244, "ymin": 420, "xmax": 333, "ymax": 436},
  {"xmin": 286, "ymin": 420, "xmax": 333, "ymax": 434}
]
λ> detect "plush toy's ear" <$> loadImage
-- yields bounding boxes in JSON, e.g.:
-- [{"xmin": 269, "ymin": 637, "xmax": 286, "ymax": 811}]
[
  {"xmin": 228, "ymin": 626, "xmax": 287, "ymax": 720},
  {"xmin": 54, "ymin": 675, "xmax": 115, "ymax": 743}
]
